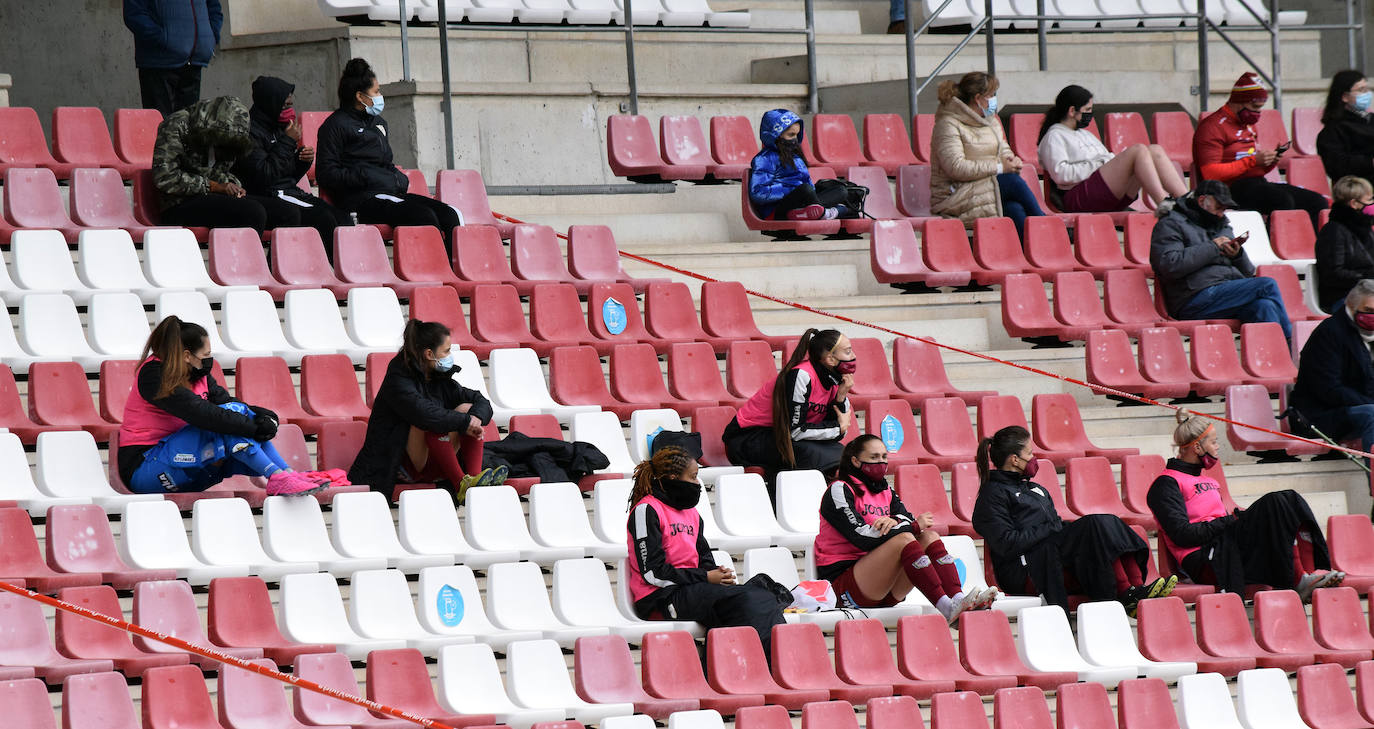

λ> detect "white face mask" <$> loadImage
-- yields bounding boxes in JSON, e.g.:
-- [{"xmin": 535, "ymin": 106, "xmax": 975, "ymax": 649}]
[{"xmin": 365, "ymin": 93, "xmax": 384, "ymax": 116}]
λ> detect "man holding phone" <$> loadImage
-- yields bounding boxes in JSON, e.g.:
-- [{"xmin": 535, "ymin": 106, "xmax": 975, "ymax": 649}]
[
  {"xmin": 1150, "ymin": 180, "xmax": 1293, "ymax": 340},
  {"xmin": 1192, "ymin": 72, "xmax": 1328, "ymax": 229}
]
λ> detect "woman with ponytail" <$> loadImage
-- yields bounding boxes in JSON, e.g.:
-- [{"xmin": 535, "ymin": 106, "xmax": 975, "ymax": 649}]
[
  {"xmin": 722, "ymin": 328, "xmax": 855, "ymax": 495},
  {"xmin": 626, "ymin": 446, "xmax": 786, "ymax": 653},
  {"xmin": 349, "ymin": 319, "xmax": 504, "ymax": 501},
  {"xmin": 1146, "ymin": 412, "xmax": 1343, "ymax": 602},
  {"xmin": 972, "ymin": 425, "xmax": 1165, "ymax": 613},
  {"xmin": 816, "ymin": 435, "xmax": 997, "ymax": 623},
  {"xmin": 117, "ymin": 316, "xmax": 326, "ymax": 496}
]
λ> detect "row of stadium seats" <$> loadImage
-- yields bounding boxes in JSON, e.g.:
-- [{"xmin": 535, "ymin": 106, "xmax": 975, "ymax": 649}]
[
  {"xmin": 924, "ymin": 0, "xmax": 1308, "ymax": 30},
  {"xmin": 1086, "ymin": 323, "xmax": 1300, "ymax": 403},
  {"xmin": 319, "ymin": 0, "xmax": 749, "ymax": 27}
]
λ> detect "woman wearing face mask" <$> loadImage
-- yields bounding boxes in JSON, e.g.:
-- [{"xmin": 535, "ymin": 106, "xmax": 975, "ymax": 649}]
[
  {"xmin": 929, "ymin": 71, "xmax": 1043, "ymax": 238},
  {"xmin": 1315, "ymin": 176, "xmax": 1374, "ymax": 312},
  {"xmin": 972, "ymin": 425, "xmax": 1166, "ymax": 614},
  {"xmin": 1317, "ymin": 70, "xmax": 1374, "ymax": 183},
  {"xmin": 626, "ymin": 446, "xmax": 786, "ymax": 654},
  {"xmin": 117, "ymin": 316, "xmax": 327, "ymax": 496},
  {"xmin": 233, "ymin": 75, "xmax": 347, "ymax": 257},
  {"xmin": 748, "ymin": 109, "xmax": 852, "ymax": 221},
  {"xmin": 1146, "ymin": 412, "xmax": 1343, "ymax": 603},
  {"xmin": 348, "ymin": 319, "xmax": 506, "ymax": 501},
  {"xmin": 722, "ymin": 328, "xmax": 855, "ymax": 497},
  {"xmin": 316, "ymin": 58, "xmax": 462, "ymax": 252},
  {"xmin": 1037, "ymin": 85, "xmax": 1187, "ymax": 212},
  {"xmin": 816, "ymin": 435, "xmax": 998, "ymax": 623}
]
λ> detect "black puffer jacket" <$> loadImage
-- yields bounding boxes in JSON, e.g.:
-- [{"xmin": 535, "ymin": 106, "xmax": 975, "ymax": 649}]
[
  {"xmin": 1315, "ymin": 204, "xmax": 1374, "ymax": 312},
  {"xmin": 315, "ymin": 105, "xmax": 409, "ymax": 207},
  {"xmin": 1149, "ymin": 193, "xmax": 1255, "ymax": 317},
  {"xmin": 971, "ymin": 468, "xmax": 1062, "ymax": 597},
  {"xmin": 234, "ymin": 76, "xmax": 311, "ymax": 196},
  {"xmin": 1317, "ymin": 108, "xmax": 1374, "ymax": 183},
  {"xmin": 349, "ymin": 354, "xmax": 493, "ymax": 495}
]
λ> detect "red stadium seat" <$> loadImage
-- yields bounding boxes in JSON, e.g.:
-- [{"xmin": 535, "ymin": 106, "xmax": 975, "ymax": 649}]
[
  {"xmin": 700, "ymin": 281, "xmax": 789, "ymax": 350},
  {"xmin": 550, "ymin": 345, "xmax": 637, "ymax": 420},
  {"xmin": 574, "ymin": 635, "xmax": 700, "ymax": 718},
  {"xmin": 771, "ymin": 622, "xmax": 891, "ymax": 703},
  {"xmin": 1314, "ymin": 587, "xmax": 1374, "ymax": 653},
  {"xmin": 0, "ymin": 107, "xmax": 76, "ymax": 179},
  {"xmin": 511, "ymin": 224, "xmax": 583, "ymax": 293},
  {"xmin": 271, "ymin": 227, "xmax": 354, "ymax": 298},
  {"xmin": 1327, "ymin": 517, "xmax": 1374, "ymax": 591},
  {"xmin": 836, "ymin": 618, "xmax": 957, "ymax": 698},
  {"xmin": 608, "ymin": 115, "xmax": 704, "ymax": 181},
  {"xmin": 1103, "ymin": 269, "xmax": 1166, "ymax": 332},
  {"xmin": 56, "ymin": 585, "xmax": 188, "ymax": 677},
  {"xmin": 735, "ymin": 704, "xmax": 792, "ymax": 729},
  {"xmin": 300, "ymin": 354, "xmax": 368, "ymax": 422},
  {"xmin": 1291, "ymin": 107, "xmax": 1322, "ymax": 157},
  {"xmin": 977, "ymin": 394, "xmax": 1081, "ymax": 468},
  {"xmin": 1197, "ymin": 591, "xmax": 1312, "ymax": 672},
  {"xmin": 866, "ymin": 696, "xmax": 925, "ymax": 729},
  {"xmin": 1058, "ymin": 682, "xmax": 1118, "ymax": 729},
  {"xmin": 27, "ymin": 362, "xmax": 119, "ymax": 442},
  {"xmin": 219, "ymin": 657, "xmax": 327, "ymax": 729},
  {"xmin": 896, "ymin": 614, "xmax": 1013, "ymax": 694},
  {"xmin": 400, "ymin": 168, "xmax": 429, "ymax": 196},
  {"xmin": 802, "ymin": 701, "xmax": 860, "ymax": 729},
  {"xmin": 567, "ymin": 225, "xmax": 667, "ymax": 294},
  {"xmin": 611, "ymin": 343, "xmax": 715, "ymax": 414},
  {"xmin": 235, "ymin": 356, "xmax": 341, "ymax": 436},
  {"xmin": 1074, "ymin": 213, "xmax": 1135, "ymax": 273},
  {"xmin": 893, "ymin": 463, "xmax": 962, "ymax": 535},
  {"xmin": 1116, "ymin": 678, "xmax": 1182, "ymax": 729},
  {"xmin": 708, "ymin": 115, "xmax": 758, "ymax": 181},
  {"xmin": 932, "ymin": 691, "xmax": 991, "ymax": 729},
  {"xmin": 113, "ymin": 107, "xmax": 162, "ymax": 168},
  {"xmin": 1007, "ymin": 114, "xmax": 1044, "ymax": 170},
  {"xmin": 62, "ymin": 671, "xmax": 139, "ymax": 729},
  {"xmin": 705, "ymin": 626, "xmax": 829, "ymax": 709},
  {"xmin": 4, "ymin": 167, "xmax": 83, "ymax": 241},
  {"xmin": 920, "ymin": 397, "xmax": 979, "ymax": 470},
  {"xmin": 1270, "ymin": 209, "xmax": 1318, "ymax": 260},
  {"xmin": 316, "ymin": 419, "xmax": 368, "ymax": 474},
  {"xmin": 589, "ymin": 283, "xmax": 663, "ymax": 352},
  {"xmin": 1086, "ymin": 329, "xmax": 1189, "ymax": 401},
  {"xmin": 1119, "ymin": 455, "xmax": 1166, "ymax": 528},
  {"xmin": 69, "ymin": 168, "xmax": 156, "ymax": 240},
  {"xmin": 208, "ymin": 576, "xmax": 334, "ymax": 667},
  {"xmin": 868, "ymin": 400, "xmax": 936, "ymax": 471},
  {"xmin": 367, "ymin": 649, "xmax": 494, "ymax": 728},
  {"xmin": 1123, "ymin": 213, "xmax": 1156, "ymax": 267},
  {"xmin": 393, "ymin": 226, "xmax": 469, "ymax": 296},
  {"xmin": 1032, "ymin": 393, "xmax": 1138, "ymax": 463},
  {"xmin": 692, "ymin": 405, "xmax": 736, "ymax": 467},
  {"xmin": 1065, "ymin": 456, "xmax": 1153, "ymax": 528},
  {"xmin": 646, "ymin": 282, "xmax": 728, "ymax": 352},
  {"xmin": 1257, "ymin": 263, "xmax": 1326, "ymax": 323},
  {"xmin": 410, "ymin": 284, "xmax": 506, "ymax": 360},
  {"xmin": 142, "ymin": 665, "xmax": 225, "ymax": 729},
  {"xmin": 740, "ymin": 176, "xmax": 843, "ymax": 239},
  {"xmin": 363, "ymin": 352, "xmax": 393, "ymax": 408},
  {"xmin": 660, "ymin": 115, "xmax": 724, "ymax": 179},
  {"xmin": 841, "ymin": 337, "xmax": 903, "ymax": 411},
  {"xmin": 531, "ymin": 284, "xmax": 606, "ymax": 353},
  {"xmin": 293, "ymin": 652, "xmax": 413, "ymax": 729},
  {"xmin": 1136, "ymin": 595, "xmax": 1250, "ymax": 675},
  {"xmin": 1285, "ymin": 156, "xmax": 1333, "ymax": 198},
  {"xmin": 334, "ymin": 226, "xmax": 425, "ymax": 299},
  {"xmin": 668, "ymin": 342, "xmax": 739, "ymax": 408},
  {"xmin": 45, "ymin": 504, "xmax": 173, "ymax": 589},
  {"xmin": 958, "ymin": 610, "xmax": 1076, "ymax": 691},
  {"xmin": 725, "ymin": 339, "xmax": 777, "ymax": 399},
  {"xmin": 1255, "ymin": 589, "xmax": 1369, "ymax": 668},
  {"xmin": 1360, "ymin": 661, "xmax": 1374, "ymax": 725},
  {"xmin": 864, "ymin": 114, "xmax": 920, "ymax": 175},
  {"xmin": 209, "ymin": 228, "xmax": 301, "ymax": 300},
  {"xmin": 812, "ymin": 114, "xmax": 866, "ymax": 172},
  {"xmin": 871, "ymin": 218, "xmax": 969, "ymax": 288},
  {"xmin": 972, "ymin": 217, "xmax": 1030, "ymax": 276},
  {"xmin": 1053, "ymin": 270, "xmax": 1118, "ymax": 336},
  {"xmin": 435, "ymin": 169, "xmax": 513, "ymax": 237},
  {"xmin": 1137, "ymin": 326, "xmax": 1201, "ymax": 395},
  {"xmin": 52, "ymin": 107, "xmax": 138, "ymax": 178},
  {"xmin": 1241, "ymin": 321, "xmax": 1298, "ymax": 382},
  {"xmin": 1256, "ymin": 108, "xmax": 1291, "ymax": 149},
  {"xmin": 0, "ymin": 590, "xmax": 112, "ymax": 684},
  {"xmin": 949, "ymin": 463, "xmax": 982, "ymax": 530},
  {"xmin": 1151, "ymin": 111, "xmax": 1195, "ymax": 170},
  {"xmin": 1023, "ymin": 216, "xmax": 1084, "ymax": 275},
  {"xmin": 912, "ymin": 113, "xmax": 935, "ymax": 164},
  {"xmin": 470, "ymin": 284, "xmax": 546, "ymax": 354},
  {"xmin": 894, "ymin": 164, "xmax": 933, "ymax": 218},
  {"xmin": 1192, "ymin": 325, "xmax": 1286, "ymax": 394},
  {"xmin": 642, "ymin": 630, "xmax": 764, "ymax": 715},
  {"xmin": 452, "ymin": 224, "xmax": 527, "ymax": 292},
  {"xmin": 847, "ymin": 165, "xmax": 924, "ymax": 227},
  {"xmin": 1297, "ymin": 662, "xmax": 1374, "ymax": 729},
  {"xmin": 923, "ymin": 218, "xmax": 991, "ymax": 284},
  {"xmin": 1002, "ymin": 273, "xmax": 1079, "ymax": 341},
  {"xmin": 0, "ymin": 364, "xmax": 59, "ymax": 444},
  {"xmin": 892, "ymin": 337, "xmax": 994, "ymax": 406},
  {"xmin": 995, "ymin": 686, "xmax": 1053, "ymax": 729},
  {"xmin": 0, "ymin": 507, "xmax": 100, "ymax": 593},
  {"xmin": 1104, "ymin": 112, "xmax": 1150, "ymax": 154},
  {"xmin": 299, "ymin": 111, "xmax": 328, "ymax": 182}
]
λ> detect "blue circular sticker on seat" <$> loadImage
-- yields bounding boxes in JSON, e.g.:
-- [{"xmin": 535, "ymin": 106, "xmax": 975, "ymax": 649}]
[
  {"xmin": 880, "ymin": 413, "xmax": 904, "ymax": 452},
  {"xmin": 436, "ymin": 584, "xmax": 464, "ymax": 627},
  {"xmin": 602, "ymin": 296, "xmax": 627, "ymax": 335},
  {"xmin": 953, "ymin": 558, "xmax": 966, "ymax": 585}
]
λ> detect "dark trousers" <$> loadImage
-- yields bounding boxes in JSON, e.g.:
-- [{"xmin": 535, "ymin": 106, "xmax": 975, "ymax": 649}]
[
  {"xmin": 1180, "ymin": 489, "xmax": 1329, "ymax": 592},
  {"xmin": 770, "ymin": 184, "xmax": 822, "ymax": 220},
  {"xmin": 1229, "ymin": 176, "xmax": 1330, "ymax": 230},
  {"xmin": 722, "ymin": 419, "xmax": 843, "ymax": 498},
  {"xmin": 340, "ymin": 192, "xmax": 462, "ymax": 251},
  {"xmin": 160, "ymin": 193, "xmax": 303, "ymax": 235},
  {"xmin": 272, "ymin": 189, "xmax": 350, "ymax": 260},
  {"xmin": 640, "ymin": 581, "xmax": 787, "ymax": 659},
  {"xmin": 996, "ymin": 172, "xmax": 1045, "ymax": 239},
  {"xmin": 138, "ymin": 65, "xmax": 203, "ymax": 118}
]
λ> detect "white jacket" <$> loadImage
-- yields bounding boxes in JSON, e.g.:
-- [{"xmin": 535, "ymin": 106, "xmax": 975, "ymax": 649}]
[{"xmin": 1039, "ymin": 122, "xmax": 1114, "ymax": 189}]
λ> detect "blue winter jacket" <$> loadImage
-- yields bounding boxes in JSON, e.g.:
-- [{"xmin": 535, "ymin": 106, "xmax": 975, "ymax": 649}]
[
  {"xmin": 748, "ymin": 109, "xmax": 812, "ymax": 219},
  {"xmin": 124, "ymin": 0, "xmax": 223, "ymax": 70}
]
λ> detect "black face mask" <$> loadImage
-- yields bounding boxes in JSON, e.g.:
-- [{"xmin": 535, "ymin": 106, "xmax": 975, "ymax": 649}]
[
  {"xmin": 1077, "ymin": 110, "xmax": 1094, "ymax": 129},
  {"xmin": 776, "ymin": 137, "xmax": 801, "ymax": 154},
  {"xmin": 656, "ymin": 478, "xmax": 702, "ymax": 510},
  {"xmin": 190, "ymin": 356, "xmax": 214, "ymax": 381},
  {"xmin": 1195, "ymin": 201, "xmax": 1227, "ymax": 228}
]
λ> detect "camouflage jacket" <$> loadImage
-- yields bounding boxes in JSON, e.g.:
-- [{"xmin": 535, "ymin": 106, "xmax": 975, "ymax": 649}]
[{"xmin": 151, "ymin": 96, "xmax": 253, "ymax": 211}]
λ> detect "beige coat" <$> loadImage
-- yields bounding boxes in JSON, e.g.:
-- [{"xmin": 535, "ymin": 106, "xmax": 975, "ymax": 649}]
[{"xmin": 929, "ymin": 96, "xmax": 1012, "ymax": 225}]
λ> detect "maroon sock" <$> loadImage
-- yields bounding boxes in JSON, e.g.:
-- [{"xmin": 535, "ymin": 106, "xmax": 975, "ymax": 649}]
[
  {"xmin": 923, "ymin": 540, "xmax": 964, "ymax": 598},
  {"xmin": 900, "ymin": 540, "xmax": 946, "ymax": 605},
  {"xmin": 423, "ymin": 431, "xmax": 469, "ymax": 484},
  {"xmin": 1120, "ymin": 556, "xmax": 1144, "ymax": 587},
  {"xmin": 1296, "ymin": 530, "xmax": 1317, "ymax": 574},
  {"xmin": 458, "ymin": 434, "xmax": 485, "ymax": 475},
  {"xmin": 1111, "ymin": 559, "xmax": 1131, "ymax": 594}
]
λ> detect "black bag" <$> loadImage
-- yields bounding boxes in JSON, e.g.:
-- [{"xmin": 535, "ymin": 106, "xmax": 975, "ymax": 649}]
[
  {"xmin": 814, "ymin": 178, "xmax": 869, "ymax": 219},
  {"xmin": 743, "ymin": 572, "xmax": 796, "ymax": 607},
  {"xmin": 650, "ymin": 430, "xmax": 703, "ymax": 460}
]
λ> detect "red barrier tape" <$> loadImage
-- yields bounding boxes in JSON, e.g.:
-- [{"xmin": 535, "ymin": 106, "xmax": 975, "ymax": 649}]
[
  {"xmin": 0, "ymin": 581, "xmax": 454, "ymax": 729},
  {"xmin": 491, "ymin": 211, "xmax": 1374, "ymax": 463}
]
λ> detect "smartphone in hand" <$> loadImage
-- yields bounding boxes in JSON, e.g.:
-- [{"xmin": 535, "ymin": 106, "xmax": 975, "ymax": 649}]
[
  {"xmin": 1234, "ymin": 232, "xmax": 1251, "ymax": 245},
  {"xmin": 1276, "ymin": 141, "xmax": 1292, "ymax": 155}
]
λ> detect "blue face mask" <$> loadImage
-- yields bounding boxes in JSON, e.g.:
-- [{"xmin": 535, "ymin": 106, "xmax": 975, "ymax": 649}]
[
  {"xmin": 365, "ymin": 94, "xmax": 385, "ymax": 117},
  {"xmin": 435, "ymin": 354, "xmax": 455, "ymax": 373},
  {"xmin": 984, "ymin": 95, "xmax": 998, "ymax": 117},
  {"xmin": 1354, "ymin": 90, "xmax": 1373, "ymax": 112}
]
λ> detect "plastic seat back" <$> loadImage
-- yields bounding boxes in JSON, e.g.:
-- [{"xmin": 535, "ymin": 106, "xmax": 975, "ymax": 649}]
[
  {"xmin": 1177, "ymin": 672, "xmax": 1245, "ymax": 729},
  {"xmin": 1073, "ymin": 213, "xmax": 1129, "ymax": 269},
  {"xmin": 894, "ymin": 165, "xmax": 932, "ymax": 218},
  {"xmin": 1151, "ymin": 111, "xmax": 1195, "ymax": 168},
  {"xmin": 668, "ymin": 341, "xmax": 731, "ymax": 402},
  {"xmin": 642, "ymin": 629, "xmax": 719, "ymax": 699},
  {"xmin": 589, "ymin": 282, "xmax": 652, "ymax": 344},
  {"xmin": 434, "ymin": 169, "xmax": 505, "ymax": 231},
  {"xmin": 660, "ymin": 115, "xmax": 714, "ymax": 167},
  {"xmin": 701, "ymin": 280, "xmax": 775, "ymax": 343},
  {"xmin": 921, "ymin": 396, "xmax": 978, "ymax": 457},
  {"xmin": 709, "ymin": 115, "xmax": 758, "ymax": 167},
  {"xmin": 932, "ymin": 691, "xmax": 990, "ymax": 729},
  {"xmin": 1103, "ymin": 268, "xmax": 1162, "ymax": 327},
  {"xmin": 608, "ymin": 115, "xmax": 667, "ymax": 178},
  {"xmin": 208, "ymin": 228, "xmax": 279, "ymax": 289},
  {"xmin": 69, "ymin": 168, "xmax": 140, "ymax": 229},
  {"xmin": 910, "ymin": 113, "xmax": 935, "ymax": 163},
  {"xmin": 1240, "ymin": 322, "xmax": 1297, "ymax": 381},
  {"xmin": 994, "ymin": 686, "xmax": 1054, "ymax": 729},
  {"xmin": 693, "ymin": 405, "xmax": 736, "ymax": 468},
  {"xmin": 1104, "ymin": 111, "xmax": 1150, "ymax": 153},
  {"xmin": 28, "ymin": 361, "xmax": 108, "ymax": 432},
  {"xmin": 1138, "ymin": 326, "xmax": 1193, "ymax": 385},
  {"xmin": 811, "ymin": 114, "xmax": 865, "ymax": 169},
  {"xmin": 1253, "ymin": 588, "xmax": 1325, "ymax": 657},
  {"xmin": 869, "ymin": 400, "xmax": 929, "ymax": 466},
  {"xmin": 1291, "ymin": 106, "xmax": 1322, "ymax": 156},
  {"xmin": 846, "ymin": 165, "xmax": 905, "ymax": 220},
  {"xmin": 235, "ymin": 356, "xmax": 311, "ymax": 421},
  {"xmin": 12, "ymin": 229, "xmax": 88, "ymax": 294},
  {"xmin": 312, "ymin": 421, "xmax": 364, "ymax": 478},
  {"xmin": 52, "ymin": 107, "xmax": 125, "ymax": 173},
  {"xmin": 1298, "ymin": 662, "xmax": 1368, "ymax": 729},
  {"xmin": 393, "ymin": 225, "xmax": 461, "ymax": 288},
  {"xmin": 511, "ymin": 224, "xmax": 574, "ymax": 282},
  {"xmin": 1197, "ymin": 592, "xmax": 1268, "ymax": 658},
  {"xmin": 452, "ymin": 224, "xmax": 518, "ymax": 286},
  {"xmin": 366, "ymin": 648, "xmax": 455, "ymax": 718},
  {"xmin": 864, "ymin": 114, "xmax": 919, "ymax": 170},
  {"xmin": 45, "ymin": 504, "xmax": 130, "ymax": 576},
  {"xmin": 270, "ymin": 227, "xmax": 345, "ymax": 288},
  {"xmin": 63, "ymin": 671, "xmax": 141, "ymax": 729},
  {"xmin": 1057, "ymin": 682, "xmax": 1117, "ymax": 729},
  {"xmin": 1116, "ymin": 677, "xmax": 1181, "ymax": 729},
  {"xmin": 346, "ymin": 286, "xmax": 404, "ymax": 349},
  {"xmin": 1190, "ymin": 324, "xmax": 1248, "ymax": 383},
  {"xmin": 1053, "ymin": 271, "xmax": 1110, "ymax": 330},
  {"xmin": 972, "ymin": 217, "xmax": 1030, "ymax": 272},
  {"xmin": 610, "ymin": 343, "xmax": 673, "ymax": 405},
  {"xmin": 1065, "ymin": 456, "xmax": 1128, "ymax": 518},
  {"xmin": 567, "ymin": 224, "xmax": 632, "ymax": 282},
  {"xmin": 1257, "ymin": 262, "xmax": 1321, "ymax": 322},
  {"xmin": 142, "ymin": 664, "xmax": 222, "ymax": 729},
  {"xmin": 1023, "ymin": 216, "xmax": 1079, "ymax": 271},
  {"xmin": 334, "ymin": 225, "xmax": 404, "ymax": 285},
  {"xmin": 1008, "ymin": 113, "xmax": 1043, "ymax": 164},
  {"xmin": 292, "ymin": 652, "xmax": 373, "ymax": 725},
  {"xmin": 113, "ymin": 108, "xmax": 162, "ymax": 167},
  {"xmin": 1329, "ymin": 515, "xmax": 1374, "ymax": 576},
  {"xmin": 802, "ymin": 701, "xmax": 859, "ymax": 729},
  {"xmin": 1237, "ymin": 667, "xmax": 1310, "ymax": 729},
  {"xmin": 645, "ymin": 282, "xmax": 709, "ymax": 342},
  {"xmin": 725, "ymin": 339, "xmax": 776, "ymax": 399},
  {"xmin": 1269, "ymin": 209, "xmax": 1317, "ymax": 260},
  {"xmin": 218, "ymin": 658, "xmax": 303, "ymax": 729}
]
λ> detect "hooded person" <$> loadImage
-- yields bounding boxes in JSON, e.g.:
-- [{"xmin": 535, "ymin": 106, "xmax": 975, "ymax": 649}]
[
  {"xmin": 234, "ymin": 76, "xmax": 347, "ymax": 256},
  {"xmin": 151, "ymin": 95, "xmax": 308, "ymax": 235},
  {"xmin": 747, "ymin": 109, "xmax": 851, "ymax": 221}
]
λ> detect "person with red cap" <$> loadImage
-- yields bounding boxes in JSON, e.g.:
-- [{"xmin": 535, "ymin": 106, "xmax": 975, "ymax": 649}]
[{"xmin": 1192, "ymin": 71, "xmax": 1328, "ymax": 228}]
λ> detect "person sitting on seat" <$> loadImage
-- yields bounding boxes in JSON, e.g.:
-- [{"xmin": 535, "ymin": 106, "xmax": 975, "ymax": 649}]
[
  {"xmin": 233, "ymin": 75, "xmax": 347, "ymax": 255},
  {"xmin": 722, "ymin": 328, "xmax": 853, "ymax": 496},
  {"xmin": 1291, "ymin": 279, "xmax": 1374, "ymax": 464},
  {"xmin": 316, "ymin": 58, "xmax": 462, "ymax": 251},
  {"xmin": 1193, "ymin": 72, "xmax": 1328, "ymax": 229},
  {"xmin": 1316, "ymin": 70, "xmax": 1374, "ymax": 183},
  {"xmin": 348, "ymin": 319, "xmax": 505, "ymax": 501},
  {"xmin": 1150, "ymin": 179, "xmax": 1292, "ymax": 339},
  {"xmin": 748, "ymin": 109, "xmax": 851, "ymax": 221},
  {"xmin": 972, "ymin": 425, "xmax": 1169, "ymax": 613},
  {"xmin": 816, "ymin": 434, "xmax": 997, "ymax": 623},
  {"xmin": 929, "ymin": 71, "xmax": 1043, "ymax": 238},
  {"xmin": 626, "ymin": 446, "xmax": 786, "ymax": 654},
  {"xmin": 1147, "ymin": 412, "xmax": 1344, "ymax": 602},
  {"xmin": 1314, "ymin": 175, "xmax": 1374, "ymax": 313},
  {"xmin": 117, "ymin": 316, "xmax": 327, "ymax": 496},
  {"xmin": 1037, "ymin": 84, "xmax": 1187, "ymax": 212}
]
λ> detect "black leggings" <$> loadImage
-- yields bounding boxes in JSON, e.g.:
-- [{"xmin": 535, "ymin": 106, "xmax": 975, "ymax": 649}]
[
  {"xmin": 339, "ymin": 192, "xmax": 462, "ymax": 251},
  {"xmin": 722, "ymin": 419, "xmax": 843, "ymax": 498},
  {"xmin": 771, "ymin": 184, "xmax": 823, "ymax": 220},
  {"xmin": 160, "ymin": 193, "xmax": 303, "ymax": 234},
  {"xmin": 1228, "ymin": 177, "xmax": 1329, "ymax": 230},
  {"xmin": 273, "ymin": 190, "xmax": 349, "ymax": 252},
  {"xmin": 637, "ymin": 581, "xmax": 786, "ymax": 658}
]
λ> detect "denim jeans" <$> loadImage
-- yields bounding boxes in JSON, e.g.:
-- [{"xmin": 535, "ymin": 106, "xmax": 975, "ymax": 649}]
[
  {"xmin": 1175, "ymin": 276, "xmax": 1293, "ymax": 340},
  {"xmin": 891, "ymin": 0, "xmax": 904, "ymax": 22},
  {"xmin": 996, "ymin": 172, "xmax": 1045, "ymax": 239}
]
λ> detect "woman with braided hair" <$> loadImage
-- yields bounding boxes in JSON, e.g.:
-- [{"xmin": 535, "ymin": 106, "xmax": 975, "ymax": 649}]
[{"xmin": 625, "ymin": 446, "xmax": 786, "ymax": 654}]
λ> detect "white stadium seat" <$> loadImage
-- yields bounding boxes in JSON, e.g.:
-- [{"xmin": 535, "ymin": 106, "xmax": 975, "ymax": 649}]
[
  {"xmin": 261, "ymin": 494, "xmax": 389, "ymax": 573},
  {"xmin": 551, "ymin": 557, "xmax": 671, "ymax": 641},
  {"xmin": 0, "ymin": 432, "xmax": 88, "ymax": 515},
  {"xmin": 490, "ymin": 348, "xmax": 600, "ymax": 425},
  {"xmin": 121, "ymin": 499, "xmax": 250, "ymax": 584},
  {"xmin": 529, "ymin": 482, "xmax": 624, "ymax": 561},
  {"xmin": 346, "ymin": 286, "xmax": 406, "ymax": 351},
  {"xmin": 774, "ymin": 469, "xmax": 826, "ymax": 536},
  {"xmin": 485, "ymin": 561, "xmax": 611, "ymax": 647},
  {"xmin": 451, "ymin": 348, "xmax": 539, "ymax": 428},
  {"xmin": 19, "ymin": 293, "xmax": 104, "ymax": 370},
  {"xmin": 437, "ymin": 642, "xmax": 566, "ymax": 729},
  {"xmin": 569, "ymin": 411, "xmax": 636, "ymax": 474},
  {"xmin": 285, "ymin": 288, "xmax": 390, "ymax": 364},
  {"xmin": 628, "ymin": 408, "xmax": 684, "ymax": 463},
  {"xmin": 1016, "ymin": 604, "xmax": 1138, "ymax": 688},
  {"xmin": 156, "ymin": 290, "xmax": 269, "ymax": 367},
  {"xmin": 76, "ymin": 229, "xmax": 163, "ymax": 303},
  {"xmin": 465, "ymin": 484, "xmax": 585, "ymax": 564},
  {"xmin": 504, "ymin": 638, "xmax": 635, "ymax": 723},
  {"xmin": 418, "ymin": 565, "xmax": 544, "ymax": 650},
  {"xmin": 87, "ymin": 292, "xmax": 150, "ymax": 358},
  {"xmin": 1178, "ymin": 672, "xmax": 1247, "ymax": 729},
  {"xmin": 1236, "ymin": 667, "xmax": 1310, "ymax": 729},
  {"xmin": 397, "ymin": 488, "xmax": 520, "ymax": 569},
  {"xmin": 12, "ymin": 229, "xmax": 103, "ymax": 305},
  {"xmin": 34, "ymin": 430, "xmax": 158, "ymax": 511},
  {"xmin": 590, "ymin": 478, "xmax": 633, "ymax": 556},
  {"xmin": 190, "ymin": 497, "xmax": 320, "ymax": 579},
  {"xmin": 715, "ymin": 472, "xmax": 812, "ymax": 550},
  {"xmin": 143, "ymin": 228, "xmax": 247, "ymax": 301},
  {"xmin": 349, "ymin": 568, "xmax": 475, "ymax": 653},
  {"xmin": 1076, "ymin": 600, "xmax": 1196, "ymax": 682},
  {"xmin": 221, "ymin": 288, "xmax": 312, "ymax": 366},
  {"xmin": 331, "ymin": 490, "xmax": 453, "ymax": 572},
  {"xmin": 278, "ymin": 571, "xmax": 408, "ymax": 660}
]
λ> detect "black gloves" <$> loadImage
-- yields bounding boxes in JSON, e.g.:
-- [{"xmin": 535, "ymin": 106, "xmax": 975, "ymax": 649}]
[{"xmin": 253, "ymin": 412, "xmax": 279, "ymax": 442}]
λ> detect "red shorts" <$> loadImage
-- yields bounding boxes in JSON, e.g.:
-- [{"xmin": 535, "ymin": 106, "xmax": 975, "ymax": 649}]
[
  {"xmin": 829, "ymin": 562, "xmax": 901, "ymax": 608},
  {"xmin": 1062, "ymin": 169, "xmax": 1134, "ymax": 213},
  {"xmin": 396, "ymin": 453, "xmax": 445, "ymax": 484}
]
